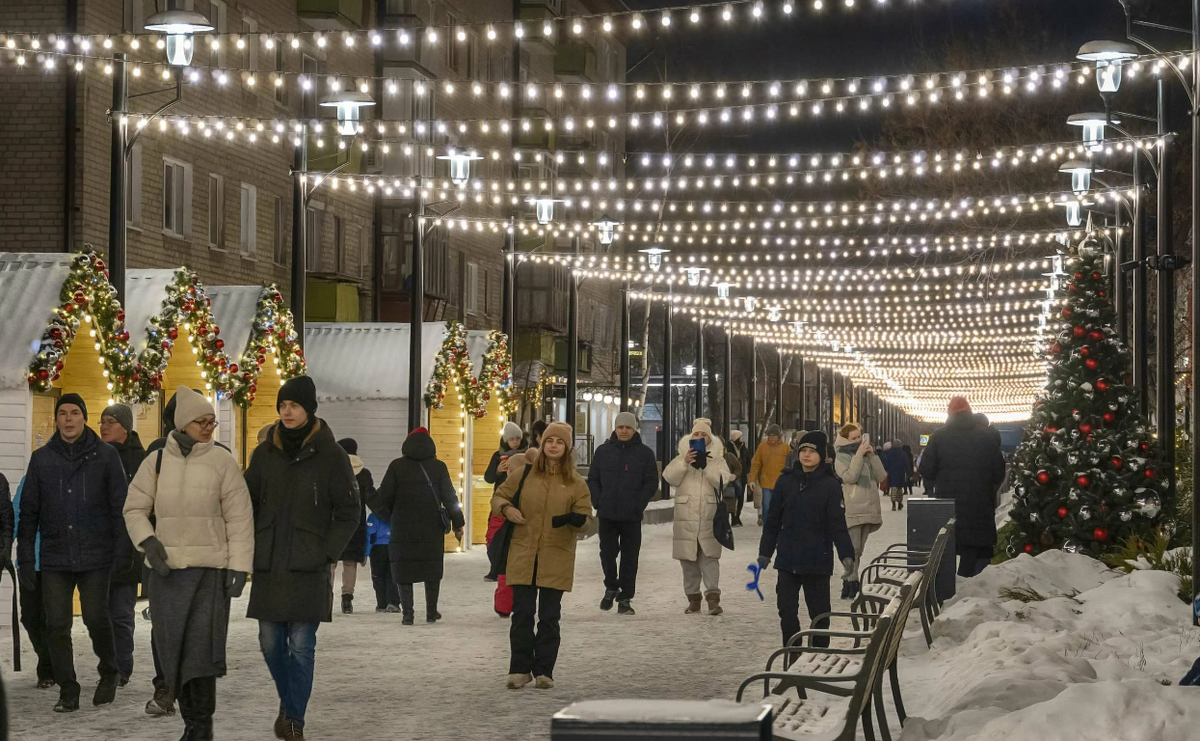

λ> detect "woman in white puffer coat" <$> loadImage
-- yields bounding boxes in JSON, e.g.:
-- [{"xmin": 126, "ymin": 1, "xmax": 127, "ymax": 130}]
[
  {"xmin": 833, "ymin": 422, "xmax": 885, "ymax": 599},
  {"xmin": 664, "ymin": 418, "xmax": 733, "ymax": 616}
]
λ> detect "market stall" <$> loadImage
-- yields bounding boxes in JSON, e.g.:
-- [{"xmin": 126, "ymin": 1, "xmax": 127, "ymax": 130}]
[{"xmin": 466, "ymin": 330, "xmax": 517, "ymax": 545}]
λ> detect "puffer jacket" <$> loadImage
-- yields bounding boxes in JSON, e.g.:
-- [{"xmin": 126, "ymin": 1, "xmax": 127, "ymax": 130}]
[
  {"xmin": 491, "ymin": 449, "xmax": 592, "ymax": 592},
  {"xmin": 834, "ymin": 435, "xmax": 886, "ymax": 532},
  {"xmin": 123, "ymin": 434, "xmax": 254, "ymax": 573},
  {"xmin": 586, "ymin": 431, "xmax": 659, "ymax": 522},
  {"xmin": 759, "ymin": 462, "xmax": 854, "ymax": 576},
  {"xmin": 664, "ymin": 435, "xmax": 733, "ymax": 561}
]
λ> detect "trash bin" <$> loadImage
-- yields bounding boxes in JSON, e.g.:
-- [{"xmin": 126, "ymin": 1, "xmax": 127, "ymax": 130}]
[
  {"xmin": 551, "ymin": 699, "xmax": 772, "ymax": 740},
  {"xmin": 907, "ymin": 498, "xmax": 956, "ymax": 602}
]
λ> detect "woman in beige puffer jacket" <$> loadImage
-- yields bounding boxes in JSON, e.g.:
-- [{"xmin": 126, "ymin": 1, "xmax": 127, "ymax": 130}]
[{"xmin": 833, "ymin": 422, "xmax": 885, "ymax": 599}]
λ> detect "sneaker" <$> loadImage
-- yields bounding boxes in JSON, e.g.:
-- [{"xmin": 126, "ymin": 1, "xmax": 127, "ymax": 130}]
[
  {"xmin": 402, "ymin": 612, "xmax": 415, "ymax": 625},
  {"xmin": 535, "ymin": 675, "xmax": 554, "ymax": 690},
  {"xmin": 506, "ymin": 672, "xmax": 533, "ymax": 690},
  {"xmin": 94, "ymin": 674, "xmax": 118, "ymax": 706},
  {"xmin": 385, "ymin": 604, "xmax": 401, "ymax": 613},
  {"xmin": 145, "ymin": 686, "xmax": 175, "ymax": 716},
  {"xmin": 600, "ymin": 588, "xmax": 618, "ymax": 611},
  {"xmin": 282, "ymin": 719, "xmax": 306, "ymax": 740},
  {"xmin": 274, "ymin": 712, "xmax": 288, "ymax": 739},
  {"xmin": 840, "ymin": 580, "xmax": 851, "ymax": 600},
  {"xmin": 484, "ymin": 573, "xmax": 499, "ymax": 582},
  {"xmin": 617, "ymin": 599, "xmax": 635, "ymax": 615},
  {"xmin": 757, "ymin": 516, "xmax": 763, "ymax": 526},
  {"xmin": 341, "ymin": 593, "xmax": 353, "ymax": 614},
  {"xmin": 118, "ymin": 675, "xmax": 130, "ymax": 688},
  {"xmin": 375, "ymin": 607, "xmax": 388, "ymax": 614},
  {"xmin": 495, "ymin": 610, "xmax": 511, "ymax": 618}
]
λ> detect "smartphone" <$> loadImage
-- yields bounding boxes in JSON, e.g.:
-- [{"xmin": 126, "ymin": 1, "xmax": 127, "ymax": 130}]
[
  {"xmin": 862, "ymin": 433, "xmax": 871, "ymax": 447},
  {"xmin": 689, "ymin": 438, "xmax": 707, "ymax": 458}
]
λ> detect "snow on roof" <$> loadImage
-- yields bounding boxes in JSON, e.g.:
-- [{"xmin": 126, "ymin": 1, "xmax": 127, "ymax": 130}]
[
  {"xmin": 207, "ymin": 285, "xmax": 263, "ymax": 360},
  {"xmin": 124, "ymin": 269, "xmax": 179, "ymax": 352},
  {"xmin": 303, "ymin": 322, "xmax": 447, "ymax": 401},
  {"xmin": 0, "ymin": 253, "xmax": 74, "ymax": 389}
]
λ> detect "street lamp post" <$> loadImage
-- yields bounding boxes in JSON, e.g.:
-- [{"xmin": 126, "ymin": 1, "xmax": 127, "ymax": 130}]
[
  {"xmin": 775, "ymin": 349, "xmax": 784, "ymax": 427},
  {"xmin": 566, "ymin": 235, "xmax": 580, "ymax": 429},
  {"xmin": 723, "ymin": 329, "xmax": 733, "ymax": 441},
  {"xmin": 749, "ymin": 337, "xmax": 758, "ymax": 448},
  {"xmin": 695, "ymin": 320, "xmax": 705, "ymax": 419},
  {"xmin": 619, "ymin": 278, "xmax": 631, "ymax": 412},
  {"xmin": 662, "ymin": 293, "xmax": 674, "ymax": 490}
]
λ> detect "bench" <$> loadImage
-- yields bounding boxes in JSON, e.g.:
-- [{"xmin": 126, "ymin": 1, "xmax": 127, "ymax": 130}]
[{"xmin": 855, "ymin": 520, "xmax": 954, "ymax": 648}]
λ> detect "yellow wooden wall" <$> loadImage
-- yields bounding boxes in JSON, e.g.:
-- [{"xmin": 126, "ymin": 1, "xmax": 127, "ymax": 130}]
[
  {"xmin": 52, "ymin": 319, "xmax": 116, "ymax": 437},
  {"xmin": 239, "ymin": 357, "xmax": 286, "ymax": 468},
  {"xmin": 429, "ymin": 382, "xmax": 468, "ymax": 553},
  {"xmin": 470, "ymin": 399, "xmax": 505, "ymax": 545}
]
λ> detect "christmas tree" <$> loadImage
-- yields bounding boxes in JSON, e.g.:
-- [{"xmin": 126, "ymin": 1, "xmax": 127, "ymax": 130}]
[{"xmin": 1008, "ymin": 236, "xmax": 1171, "ymax": 557}]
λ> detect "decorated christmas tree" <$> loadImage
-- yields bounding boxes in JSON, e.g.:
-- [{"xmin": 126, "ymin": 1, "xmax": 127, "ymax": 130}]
[{"xmin": 1008, "ymin": 236, "xmax": 1171, "ymax": 556}]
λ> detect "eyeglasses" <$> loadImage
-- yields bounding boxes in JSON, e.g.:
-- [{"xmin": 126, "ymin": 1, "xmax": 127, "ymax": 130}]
[{"xmin": 191, "ymin": 418, "xmax": 219, "ymax": 430}]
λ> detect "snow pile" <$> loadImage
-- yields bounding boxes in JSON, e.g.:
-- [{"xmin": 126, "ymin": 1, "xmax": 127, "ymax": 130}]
[{"xmin": 898, "ymin": 551, "xmax": 1200, "ymax": 741}]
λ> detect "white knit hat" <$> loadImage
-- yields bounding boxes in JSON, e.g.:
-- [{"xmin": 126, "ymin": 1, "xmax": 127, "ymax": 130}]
[
  {"xmin": 691, "ymin": 418, "xmax": 713, "ymax": 438},
  {"xmin": 501, "ymin": 421, "xmax": 523, "ymax": 442},
  {"xmin": 173, "ymin": 386, "xmax": 215, "ymax": 432}
]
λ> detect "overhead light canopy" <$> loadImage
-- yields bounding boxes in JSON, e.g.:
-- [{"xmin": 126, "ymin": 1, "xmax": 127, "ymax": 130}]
[
  {"xmin": 319, "ymin": 90, "xmax": 376, "ymax": 136},
  {"xmin": 144, "ymin": 10, "xmax": 213, "ymax": 67}
]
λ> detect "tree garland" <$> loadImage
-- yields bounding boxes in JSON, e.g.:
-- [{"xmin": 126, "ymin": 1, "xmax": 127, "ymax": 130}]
[
  {"xmin": 424, "ymin": 321, "xmax": 484, "ymax": 413},
  {"xmin": 130, "ymin": 268, "xmax": 236, "ymax": 403},
  {"xmin": 230, "ymin": 285, "xmax": 306, "ymax": 407},
  {"xmin": 476, "ymin": 330, "xmax": 517, "ymax": 418},
  {"xmin": 27, "ymin": 249, "xmax": 138, "ymax": 399}
]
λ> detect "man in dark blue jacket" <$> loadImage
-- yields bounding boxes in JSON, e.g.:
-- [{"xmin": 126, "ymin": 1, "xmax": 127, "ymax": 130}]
[
  {"xmin": 757, "ymin": 430, "xmax": 855, "ymax": 648},
  {"xmin": 587, "ymin": 412, "xmax": 658, "ymax": 616},
  {"xmin": 18, "ymin": 394, "xmax": 130, "ymax": 712}
]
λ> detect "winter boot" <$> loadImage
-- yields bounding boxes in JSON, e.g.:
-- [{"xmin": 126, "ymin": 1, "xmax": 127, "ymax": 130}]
[
  {"xmin": 600, "ymin": 588, "xmax": 618, "ymax": 611},
  {"xmin": 282, "ymin": 719, "xmax": 306, "ymax": 740},
  {"xmin": 495, "ymin": 609, "xmax": 511, "ymax": 618},
  {"xmin": 341, "ymin": 593, "xmax": 353, "ymax": 614},
  {"xmin": 685, "ymin": 593, "xmax": 703, "ymax": 614},
  {"xmin": 385, "ymin": 604, "xmax": 401, "ymax": 613},
  {"xmin": 187, "ymin": 717, "xmax": 215, "ymax": 741},
  {"xmin": 146, "ymin": 685, "xmax": 176, "ymax": 716},
  {"xmin": 427, "ymin": 610, "xmax": 442, "ymax": 623},
  {"xmin": 535, "ymin": 675, "xmax": 555, "ymax": 689},
  {"xmin": 94, "ymin": 673, "xmax": 119, "ymax": 706},
  {"xmin": 402, "ymin": 611, "xmax": 415, "ymax": 625},
  {"xmin": 617, "ymin": 599, "xmax": 635, "ymax": 615},
  {"xmin": 847, "ymin": 580, "xmax": 861, "ymax": 599},
  {"xmin": 839, "ymin": 580, "xmax": 851, "ymax": 600},
  {"xmin": 506, "ymin": 672, "xmax": 533, "ymax": 689},
  {"xmin": 274, "ymin": 712, "xmax": 289, "ymax": 739},
  {"xmin": 37, "ymin": 678, "xmax": 55, "ymax": 689},
  {"xmin": 757, "ymin": 515, "xmax": 764, "ymax": 526},
  {"xmin": 706, "ymin": 592, "xmax": 723, "ymax": 616},
  {"xmin": 54, "ymin": 685, "xmax": 80, "ymax": 713}
]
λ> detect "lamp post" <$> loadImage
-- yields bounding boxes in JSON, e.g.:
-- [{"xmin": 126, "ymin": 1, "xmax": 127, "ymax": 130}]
[
  {"xmin": 619, "ymin": 278, "xmax": 631, "ymax": 412},
  {"xmin": 775, "ymin": 349, "xmax": 784, "ymax": 426},
  {"xmin": 748, "ymin": 337, "xmax": 758, "ymax": 447},
  {"xmin": 662, "ymin": 292, "xmax": 674, "ymax": 489},
  {"xmin": 567, "ymin": 235, "xmax": 580, "ymax": 430},
  {"xmin": 695, "ymin": 320, "xmax": 705, "ymax": 419},
  {"xmin": 723, "ymin": 329, "xmax": 733, "ymax": 441}
]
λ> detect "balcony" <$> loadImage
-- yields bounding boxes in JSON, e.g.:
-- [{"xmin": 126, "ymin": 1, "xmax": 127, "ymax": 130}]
[
  {"xmin": 297, "ymin": 0, "xmax": 365, "ymax": 31},
  {"xmin": 517, "ymin": 263, "xmax": 570, "ymax": 333},
  {"xmin": 518, "ymin": 7, "xmax": 557, "ymax": 54},
  {"xmin": 554, "ymin": 41, "xmax": 597, "ymax": 83},
  {"xmin": 306, "ymin": 131, "xmax": 364, "ymax": 174}
]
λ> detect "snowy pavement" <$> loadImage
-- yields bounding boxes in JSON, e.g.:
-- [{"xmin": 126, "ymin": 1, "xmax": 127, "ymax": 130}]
[{"xmin": 4, "ymin": 498, "xmax": 911, "ymax": 740}]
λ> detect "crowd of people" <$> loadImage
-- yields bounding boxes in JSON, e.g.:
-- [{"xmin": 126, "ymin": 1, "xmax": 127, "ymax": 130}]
[{"xmin": 2, "ymin": 382, "xmax": 1006, "ymax": 738}]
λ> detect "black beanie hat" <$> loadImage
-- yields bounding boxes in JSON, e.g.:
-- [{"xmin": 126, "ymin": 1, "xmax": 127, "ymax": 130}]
[
  {"xmin": 337, "ymin": 438, "xmax": 358, "ymax": 455},
  {"xmin": 277, "ymin": 375, "xmax": 318, "ymax": 417},
  {"xmin": 797, "ymin": 429, "xmax": 828, "ymax": 453},
  {"xmin": 56, "ymin": 393, "xmax": 88, "ymax": 420}
]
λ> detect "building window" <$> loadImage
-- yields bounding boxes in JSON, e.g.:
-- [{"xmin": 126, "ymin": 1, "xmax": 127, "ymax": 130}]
[
  {"xmin": 123, "ymin": 0, "xmax": 146, "ymax": 34},
  {"xmin": 162, "ymin": 158, "xmax": 192, "ymax": 238},
  {"xmin": 242, "ymin": 18, "xmax": 257, "ymax": 71},
  {"xmin": 239, "ymin": 183, "xmax": 257, "ymax": 256},
  {"xmin": 207, "ymin": 174, "xmax": 224, "ymax": 248},
  {"xmin": 125, "ymin": 141, "xmax": 143, "ymax": 227},
  {"xmin": 302, "ymin": 55, "xmax": 322, "ymax": 119},
  {"xmin": 273, "ymin": 196, "xmax": 286, "ymax": 266},
  {"xmin": 333, "ymin": 216, "xmax": 345, "ymax": 274},
  {"xmin": 274, "ymin": 44, "xmax": 287, "ymax": 106},
  {"xmin": 306, "ymin": 207, "xmax": 321, "ymax": 270},
  {"xmin": 209, "ymin": 0, "xmax": 228, "ymax": 67},
  {"xmin": 465, "ymin": 262, "xmax": 479, "ymax": 314},
  {"xmin": 359, "ymin": 226, "xmax": 369, "ymax": 279}
]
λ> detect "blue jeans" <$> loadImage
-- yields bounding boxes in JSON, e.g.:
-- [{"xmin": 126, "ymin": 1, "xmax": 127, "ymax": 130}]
[
  {"xmin": 761, "ymin": 488, "xmax": 775, "ymax": 517},
  {"xmin": 258, "ymin": 621, "xmax": 319, "ymax": 726}
]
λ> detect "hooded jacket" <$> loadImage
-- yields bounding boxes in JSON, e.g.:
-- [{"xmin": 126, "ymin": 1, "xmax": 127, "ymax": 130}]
[
  {"xmin": 663, "ymin": 434, "xmax": 733, "ymax": 561},
  {"xmin": 586, "ymin": 430, "xmax": 659, "ymax": 522},
  {"xmin": 834, "ymin": 435, "xmax": 886, "ymax": 531},
  {"xmin": 919, "ymin": 410, "xmax": 1007, "ymax": 547},
  {"xmin": 368, "ymin": 432, "xmax": 464, "ymax": 585},
  {"xmin": 338, "ymin": 454, "xmax": 373, "ymax": 563},
  {"xmin": 759, "ymin": 462, "xmax": 854, "ymax": 576},
  {"xmin": 18, "ymin": 427, "xmax": 131, "ymax": 572},
  {"xmin": 244, "ymin": 419, "xmax": 361, "ymax": 623},
  {"xmin": 880, "ymin": 444, "xmax": 911, "ymax": 488}
]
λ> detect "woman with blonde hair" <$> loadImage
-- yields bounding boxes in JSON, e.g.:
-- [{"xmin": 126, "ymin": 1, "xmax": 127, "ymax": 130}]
[
  {"xmin": 834, "ymin": 422, "xmax": 886, "ymax": 599},
  {"xmin": 664, "ymin": 419, "xmax": 734, "ymax": 615},
  {"xmin": 492, "ymin": 422, "xmax": 592, "ymax": 690}
]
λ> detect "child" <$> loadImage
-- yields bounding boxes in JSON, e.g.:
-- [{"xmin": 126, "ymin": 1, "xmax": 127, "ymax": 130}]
[
  {"xmin": 757, "ymin": 430, "xmax": 856, "ymax": 649},
  {"xmin": 366, "ymin": 512, "xmax": 400, "ymax": 613}
]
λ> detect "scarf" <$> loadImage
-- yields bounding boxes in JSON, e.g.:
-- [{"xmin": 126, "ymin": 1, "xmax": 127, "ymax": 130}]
[
  {"xmin": 837, "ymin": 442, "xmax": 877, "ymax": 489},
  {"xmin": 170, "ymin": 430, "xmax": 200, "ymax": 458},
  {"xmin": 279, "ymin": 418, "xmax": 316, "ymax": 460}
]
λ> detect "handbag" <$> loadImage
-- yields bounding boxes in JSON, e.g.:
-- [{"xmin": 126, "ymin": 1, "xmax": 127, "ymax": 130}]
[
  {"xmin": 417, "ymin": 463, "xmax": 452, "ymax": 535},
  {"xmin": 487, "ymin": 466, "xmax": 533, "ymax": 576},
  {"xmin": 712, "ymin": 483, "xmax": 735, "ymax": 550}
]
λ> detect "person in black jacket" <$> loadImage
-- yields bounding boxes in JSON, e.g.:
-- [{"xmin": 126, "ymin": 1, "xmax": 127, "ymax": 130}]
[
  {"xmin": 920, "ymin": 397, "xmax": 1007, "ymax": 578},
  {"xmin": 729, "ymin": 430, "xmax": 752, "ymax": 526},
  {"xmin": 98, "ymin": 403, "xmax": 145, "ymax": 687},
  {"xmin": 244, "ymin": 376, "xmax": 361, "ymax": 740},
  {"xmin": 17, "ymin": 393, "xmax": 130, "ymax": 712},
  {"xmin": 334, "ymin": 438, "xmax": 373, "ymax": 615},
  {"xmin": 368, "ymin": 428, "xmax": 464, "ymax": 625},
  {"xmin": 587, "ymin": 412, "xmax": 658, "ymax": 615},
  {"xmin": 757, "ymin": 430, "xmax": 855, "ymax": 649},
  {"xmin": 1, "ymin": 472, "xmax": 12, "ymax": 575}
]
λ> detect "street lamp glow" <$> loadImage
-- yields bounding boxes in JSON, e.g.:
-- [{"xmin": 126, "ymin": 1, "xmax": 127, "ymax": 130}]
[
  {"xmin": 744, "ymin": 296, "xmax": 758, "ymax": 313},
  {"xmin": 144, "ymin": 10, "xmax": 213, "ymax": 67},
  {"xmin": 1059, "ymin": 200, "xmax": 1083, "ymax": 228},
  {"xmin": 639, "ymin": 246, "xmax": 670, "ymax": 269},
  {"xmin": 436, "ymin": 150, "xmax": 482, "ymax": 186},
  {"xmin": 591, "ymin": 213, "xmax": 620, "ymax": 245},
  {"xmin": 528, "ymin": 197, "xmax": 562, "ymax": 225},
  {"xmin": 1077, "ymin": 40, "xmax": 1138, "ymax": 94},
  {"xmin": 684, "ymin": 364, "xmax": 695, "ymax": 377},
  {"xmin": 1068, "ymin": 112, "xmax": 1116, "ymax": 152},
  {"xmin": 686, "ymin": 267, "xmax": 706, "ymax": 286},
  {"xmin": 767, "ymin": 306, "xmax": 781, "ymax": 321},
  {"xmin": 319, "ymin": 90, "xmax": 375, "ymax": 136},
  {"xmin": 716, "ymin": 281, "xmax": 731, "ymax": 299},
  {"xmin": 1059, "ymin": 160, "xmax": 1098, "ymax": 196}
]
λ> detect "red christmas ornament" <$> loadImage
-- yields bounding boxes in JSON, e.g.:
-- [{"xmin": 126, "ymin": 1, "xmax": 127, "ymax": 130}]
[
  {"xmin": 1057, "ymin": 507, "xmax": 1069, "ymax": 518},
  {"xmin": 1088, "ymin": 330, "xmax": 1104, "ymax": 342},
  {"xmin": 37, "ymin": 369, "xmax": 49, "ymax": 381},
  {"xmin": 229, "ymin": 364, "xmax": 238, "ymax": 373},
  {"xmin": 1074, "ymin": 272, "xmax": 1084, "ymax": 280},
  {"xmin": 1075, "ymin": 474, "xmax": 1090, "ymax": 487},
  {"xmin": 64, "ymin": 302, "xmax": 75, "ymax": 313},
  {"xmin": 1023, "ymin": 544, "xmax": 1035, "ymax": 553},
  {"xmin": 1080, "ymin": 347, "xmax": 1090, "ymax": 357},
  {"xmin": 1144, "ymin": 467, "xmax": 1156, "ymax": 479},
  {"xmin": 215, "ymin": 339, "xmax": 225, "ymax": 349},
  {"xmin": 161, "ymin": 340, "xmax": 171, "ymax": 350},
  {"xmin": 168, "ymin": 327, "xmax": 179, "ymax": 340},
  {"xmin": 1093, "ymin": 527, "xmax": 1109, "ymax": 542},
  {"xmin": 1072, "ymin": 325, "xmax": 1086, "ymax": 338},
  {"xmin": 1096, "ymin": 379, "xmax": 1110, "ymax": 392},
  {"xmin": 1036, "ymin": 470, "xmax": 1051, "ymax": 485},
  {"xmin": 1043, "ymin": 426, "xmax": 1057, "ymax": 435},
  {"xmin": 1079, "ymin": 423, "xmax": 1093, "ymax": 434},
  {"xmin": 1062, "ymin": 308, "xmax": 1072, "ymax": 317},
  {"xmin": 1051, "ymin": 343, "xmax": 1062, "ymax": 355},
  {"xmin": 1110, "ymin": 456, "xmax": 1123, "ymax": 468},
  {"xmin": 1102, "ymin": 412, "xmax": 1116, "ymax": 424},
  {"xmin": 1085, "ymin": 358, "xmax": 1099, "ymax": 370},
  {"xmin": 117, "ymin": 310, "xmax": 125, "ymax": 321}
]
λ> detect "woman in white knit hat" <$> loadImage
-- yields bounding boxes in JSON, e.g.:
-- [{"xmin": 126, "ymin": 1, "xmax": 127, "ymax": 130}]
[
  {"xmin": 124, "ymin": 387, "xmax": 253, "ymax": 740},
  {"xmin": 663, "ymin": 418, "xmax": 734, "ymax": 615},
  {"xmin": 483, "ymin": 421, "xmax": 528, "ymax": 617}
]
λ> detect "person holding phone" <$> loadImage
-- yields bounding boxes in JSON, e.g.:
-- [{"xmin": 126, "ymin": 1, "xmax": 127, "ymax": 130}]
[
  {"xmin": 664, "ymin": 419, "xmax": 733, "ymax": 615},
  {"xmin": 834, "ymin": 423, "xmax": 886, "ymax": 599}
]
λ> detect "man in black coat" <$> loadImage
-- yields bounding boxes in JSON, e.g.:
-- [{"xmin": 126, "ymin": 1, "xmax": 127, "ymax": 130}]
[
  {"xmin": 920, "ymin": 396, "xmax": 1007, "ymax": 578},
  {"xmin": 99, "ymin": 403, "xmax": 145, "ymax": 687},
  {"xmin": 729, "ymin": 430, "xmax": 752, "ymax": 526},
  {"xmin": 243, "ymin": 376, "xmax": 360, "ymax": 740},
  {"xmin": 18, "ymin": 394, "xmax": 130, "ymax": 712},
  {"xmin": 757, "ymin": 430, "xmax": 856, "ymax": 648},
  {"xmin": 587, "ymin": 412, "xmax": 658, "ymax": 615},
  {"xmin": 334, "ymin": 438, "xmax": 373, "ymax": 615}
]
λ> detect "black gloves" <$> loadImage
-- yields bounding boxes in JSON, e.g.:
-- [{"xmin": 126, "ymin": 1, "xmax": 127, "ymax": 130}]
[
  {"xmin": 756, "ymin": 556, "xmax": 770, "ymax": 570},
  {"xmin": 225, "ymin": 571, "xmax": 248, "ymax": 599},
  {"xmin": 141, "ymin": 536, "xmax": 170, "ymax": 577},
  {"xmin": 551, "ymin": 512, "xmax": 588, "ymax": 529},
  {"xmin": 18, "ymin": 560, "xmax": 37, "ymax": 591}
]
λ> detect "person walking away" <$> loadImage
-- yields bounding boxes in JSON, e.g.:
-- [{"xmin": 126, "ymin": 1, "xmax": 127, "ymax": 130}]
[
  {"xmin": 365, "ymin": 510, "xmax": 399, "ymax": 612},
  {"xmin": 588, "ymin": 411, "xmax": 658, "ymax": 615},
  {"xmin": 757, "ymin": 431, "xmax": 856, "ymax": 649},
  {"xmin": 484, "ymin": 422, "xmax": 526, "ymax": 617},
  {"xmin": 833, "ymin": 423, "xmax": 885, "ymax": 599},
  {"xmin": 492, "ymin": 422, "xmax": 591, "ymax": 690},
  {"xmin": 748, "ymin": 424, "xmax": 790, "ymax": 526},
  {"xmin": 17, "ymin": 393, "xmax": 130, "ymax": 712},
  {"xmin": 333, "ymin": 439, "xmax": 373, "ymax": 615},
  {"xmin": 920, "ymin": 397, "xmax": 1007, "ymax": 578},
  {"xmin": 99, "ymin": 403, "xmax": 145, "ymax": 687},
  {"xmin": 902, "ymin": 444, "xmax": 916, "ymax": 497},
  {"xmin": 664, "ymin": 419, "xmax": 734, "ymax": 616},
  {"xmin": 12, "ymin": 473, "xmax": 55, "ymax": 689},
  {"xmin": 368, "ymin": 428, "xmax": 464, "ymax": 625},
  {"xmin": 880, "ymin": 439, "xmax": 910, "ymax": 512},
  {"xmin": 124, "ymin": 387, "xmax": 253, "ymax": 741},
  {"xmin": 729, "ymin": 430, "xmax": 753, "ymax": 526},
  {"xmin": 244, "ymin": 376, "xmax": 361, "ymax": 741},
  {"xmin": 722, "ymin": 445, "xmax": 744, "ymax": 531}
]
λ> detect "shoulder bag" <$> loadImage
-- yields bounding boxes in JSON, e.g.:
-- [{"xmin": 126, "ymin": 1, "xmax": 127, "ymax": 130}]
[
  {"xmin": 416, "ymin": 462, "xmax": 452, "ymax": 534},
  {"xmin": 487, "ymin": 465, "xmax": 534, "ymax": 576}
]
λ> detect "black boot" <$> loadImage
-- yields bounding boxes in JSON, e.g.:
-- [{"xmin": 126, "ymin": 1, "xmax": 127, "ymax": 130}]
[
  {"xmin": 839, "ymin": 580, "xmax": 851, "ymax": 600},
  {"xmin": 94, "ymin": 673, "xmax": 118, "ymax": 706},
  {"xmin": 341, "ymin": 593, "xmax": 353, "ymax": 614},
  {"xmin": 54, "ymin": 684, "xmax": 80, "ymax": 713},
  {"xmin": 600, "ymin": 589, "xmax": 618, "ymax": 611}
]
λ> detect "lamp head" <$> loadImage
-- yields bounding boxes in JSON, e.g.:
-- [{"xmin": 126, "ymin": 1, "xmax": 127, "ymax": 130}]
[
  {"xmin": 436, "ymin": 151, "xmax": 483, "ymax": 186},
  {"xmin": 1059, "ymin": 160, "xmax": 1100, "ymax": 196},
  {"xmin": 639, "ymin": 246, "xmax": 669, "ymax": 269},
  {"xmin": 1077, "ymin": 41, "xmax": 1138, "ymax": 94},
  {"xmin": 590, "ymin": 214, "xmax": 620, "ymax": 246},
  {"xmin": 319, "ymin": 90, "xmax": 376, "ymax": 136},
  {"xmin": 145, "ymin": 10, "xmax": 213, "ymax": 67},
  {"xmin": 1067, "ymin": 112, "xmax": 1116, "ymax": 152}
]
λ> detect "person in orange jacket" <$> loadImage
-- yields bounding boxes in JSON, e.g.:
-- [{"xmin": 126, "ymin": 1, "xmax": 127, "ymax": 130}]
[
  {"xmin": 748, "ymin": 424, "xmax": 790, "ymax": 526},
  {"xmin": 484, "ymin": 422, "xmax": 526, "ymax": 617}
]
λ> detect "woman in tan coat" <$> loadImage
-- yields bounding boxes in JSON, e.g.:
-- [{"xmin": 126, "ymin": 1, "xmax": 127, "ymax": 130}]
[
  {"xmin": 664, "ymin": 418, "xmax": 733, "ymax": 615},
  {"xmin": 833, "ymin": 422, "xmax": 886, "ymax": 599},
  {"xmin": 124, "ymin": 388, "xmax": 253, "ymax": 740},
  {"xmin": 491, "ymin": 421, "xmax": 591, "ymax": 690}
]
